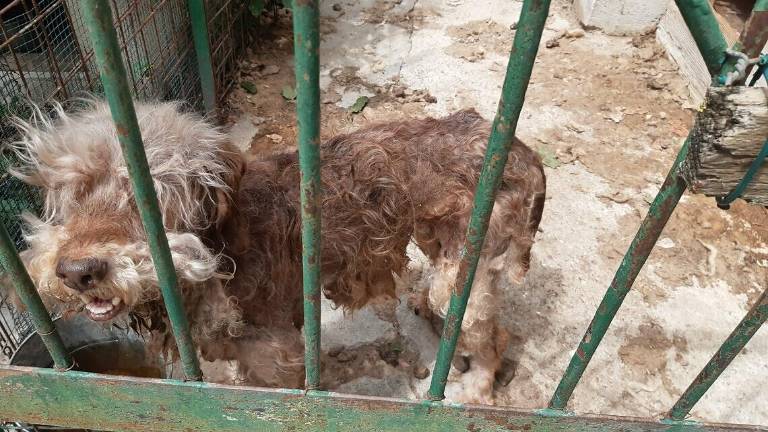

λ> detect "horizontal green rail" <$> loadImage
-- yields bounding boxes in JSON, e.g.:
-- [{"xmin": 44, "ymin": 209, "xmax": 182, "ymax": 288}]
[
  {"xmin": 0, "ymin": 225, "xmax": 72, "ymax": 370},
  {"xmin": 549, "ymin": 0, "xmax": 739, "ymax": 410},
  {"xmin": 0, "ymin": 366, "xmax": 763, "ymax": 432},
  {"xmin": 81, "ymin": 0, "xmax": 202, "ymax": 381},
  {"xmin": 428, "ymin": 0, "xmax": 552, "ymax": 401},
  {"xmin": 291, "ymin": 0, "xmax": 322, "ymax": 390}
]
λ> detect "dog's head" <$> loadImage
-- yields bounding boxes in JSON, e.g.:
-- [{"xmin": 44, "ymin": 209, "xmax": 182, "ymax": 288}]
[{"xmin": 9, "ymin": 100, "xmax": 245, "ymax": 332}]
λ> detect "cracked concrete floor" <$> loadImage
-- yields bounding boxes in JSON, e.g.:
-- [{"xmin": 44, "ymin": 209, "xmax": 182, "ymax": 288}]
[{"xmin": 223, "ymin": 0, "xmax": 768, "ymax": 426}]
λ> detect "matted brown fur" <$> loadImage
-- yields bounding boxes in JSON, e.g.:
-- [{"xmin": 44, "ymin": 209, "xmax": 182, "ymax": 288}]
[
  {"xmin": 227, "ymin": 108, "xmax": 545, "ymax": 402},
  {"xmin": 9, "ymin": 101, "xmax": 544, "ymax": 403}
]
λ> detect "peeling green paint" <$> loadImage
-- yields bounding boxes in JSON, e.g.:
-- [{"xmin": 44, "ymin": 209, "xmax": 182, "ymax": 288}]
[
  {"xmin": 291, "ymin": 0, "xmax": 322, "ymax": 390},
  {"xmin": 0, "ymin": 226, "xmax": 72, "ymax": 370},
  {"xmin": 549, "ymin": 0, "xmax": 768, "ymax": 412},
  {"xmin": 427, "ymin": 0, "xmax": 552, "ymax": 401},
  {"xmin": 664, "ymin": 10, "xmax": 768, "ymax": 411},
  {"xmin": 81, "ymin": 0, "xmax": 202, "ymax": 381},
  {"xmin": 188, "ymin": 0, "xmax": 217, "ymax": 113},
  {"xmin": 0, "ymin": 366, "xmax": 761, "ymax": 432}
]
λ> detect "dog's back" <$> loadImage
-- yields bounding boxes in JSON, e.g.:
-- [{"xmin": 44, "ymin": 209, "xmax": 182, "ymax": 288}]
[{"xmin": 229, "ymin": 109, "xmax": 545, "ymax": 323}]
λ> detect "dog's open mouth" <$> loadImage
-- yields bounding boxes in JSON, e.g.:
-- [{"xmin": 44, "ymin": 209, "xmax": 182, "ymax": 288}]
[{"xmin": 85, "ymin": 297, "xmax": 124, "ymax": 321}]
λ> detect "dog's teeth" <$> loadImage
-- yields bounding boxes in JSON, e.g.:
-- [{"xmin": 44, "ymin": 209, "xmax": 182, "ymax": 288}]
[
  {"xmin": 85, "ymin": 302, "xmax": 114, "ymax": 315},
  {"xmin": 111, "ymin": 297, "xmax": 122, "ymax": 306}
]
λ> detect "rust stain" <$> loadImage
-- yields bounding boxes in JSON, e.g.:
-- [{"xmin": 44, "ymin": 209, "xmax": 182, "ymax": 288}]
[{"xmin": 576, "ymin": 347, "xmax": 586, "ymax": 360}]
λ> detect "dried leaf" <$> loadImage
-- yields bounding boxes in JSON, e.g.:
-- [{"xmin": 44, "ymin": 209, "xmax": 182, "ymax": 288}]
[
  {"xmin": 281, "ymin": 85, "xmax": 297, "ymax": 100},
  {"xmin": 537, "ymin": 147, "xmax": 561, "ymax": 169},
  {"xmin": 240, "ymin": 81, "xmax": 257, "ymax": 94},
  {"xmin": 348, "ymin": 96, "xmax": 369, "ymax": 113}
]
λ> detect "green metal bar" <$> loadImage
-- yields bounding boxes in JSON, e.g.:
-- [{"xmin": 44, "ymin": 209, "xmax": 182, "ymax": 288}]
[
  {"xmin": 674, "ymin": 0, "xmax": 729, "ymax": 75},
  {"xmin": 1, "ymin": 366, "xmax": 763, "ymax": 432},
  {"xmin": 667, "ymin": 289, "xmax": 768, "ymax": 420},
  {"xmin": 81, "ymin": 0, "xmax": 202, "ymax": 381},
  {"xmin": 187, "ymin": 0, "xmax": 217, "ymax": 113},
  {"xmin": 665, "ymin": 3, "xmax": 768, "ymax": 418},
  {"xmin": 0, "ymin": 226, "xmax": 72, "ymax": 370},
  {"xmin": 549, "ymin": 0, "xmax": 739, "ymax": 410},
  {"xmin": 291, "ymin": 0, "xmax": 321, "ymax": 389},
  {"xmin": 549, "ymin": 143, "xmax": 689, "ymax": 409},
  {"xmin": 427, "ymin": 0, "xmax": 551, "ymax": 401},
  {"xmin": 727, "ymin": 1, "xmax": 768, "ymax": 85}
]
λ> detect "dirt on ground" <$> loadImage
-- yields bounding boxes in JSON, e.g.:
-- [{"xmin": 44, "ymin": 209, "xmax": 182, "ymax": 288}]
[{"xmin": 221, "ymin": 0, "xmax": 768, "ymax": 426}]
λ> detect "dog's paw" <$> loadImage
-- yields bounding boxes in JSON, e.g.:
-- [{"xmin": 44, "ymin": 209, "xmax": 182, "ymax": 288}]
[
  {"xmin": 452, "ymin": 355, "xmax": 471, "ymax": 373},
  {"xmin": 494, "ymin": 358, "xmax": 517, "ymax": 387}
]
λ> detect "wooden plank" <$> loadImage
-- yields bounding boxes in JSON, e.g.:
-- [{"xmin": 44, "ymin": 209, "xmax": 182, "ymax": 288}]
[
  {"xmin": 0, "ymin": 366, "xmax": 763, "ymax": 432},
  {"xmin": 683, "ymin": 86, "xmax": 768, "ymax": 204}
]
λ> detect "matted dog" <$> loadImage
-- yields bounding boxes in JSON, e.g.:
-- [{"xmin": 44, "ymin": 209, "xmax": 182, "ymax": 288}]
[{"xmin": 8, "ymin": 99, "xmax": 545, "ymax": 403}]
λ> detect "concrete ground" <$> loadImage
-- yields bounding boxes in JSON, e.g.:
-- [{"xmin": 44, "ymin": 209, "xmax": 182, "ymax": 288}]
[{"xmin": 223, "ymin": 0, "xmax": 768, "ymax": 426}]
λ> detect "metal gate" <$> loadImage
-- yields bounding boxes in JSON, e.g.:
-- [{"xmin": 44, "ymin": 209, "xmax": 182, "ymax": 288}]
[{"xmin": 0, "ymin": 0, "xmax": 766, "ymax": 430}]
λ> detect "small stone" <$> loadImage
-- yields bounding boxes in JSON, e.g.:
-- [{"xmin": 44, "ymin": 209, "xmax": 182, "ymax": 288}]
[
  {"xmin": 647, "ymin": 78, "xmax": 666, "ymax": 90},
  {"xmin": 328, "ymin": 345, "xmax": 344, "ymax": 357},
  {"xmin": 510, "ymin": 22, "xmax": 518, "ymax": 30},
  {"xmin": 607, "ymin": 112, "xmax": 624, "ymax": 123},
  {"xmin": 546, "ymin": 31, "xmax": 565, "ymax": 48},
  {"xmin": 413, "ymin": 366, "xmax": 430, "ymax": 379},
  {"xmin": 659, "ymin": 111, "xmax": 668, "ymax": 119},
  {"xmin": 261, "ymin": 65, "xmax": 280, "ymax": 76},
  {"xmin": 657, "ymin": 237, "xmax": 676, "ymax": 249},
  {"xmin": 336, "ymin": 351, "xmax": 356, "ymax": 363},
  {"xmin": 332, "ymin": 3, "xmax": 342, "ymax": 11},
  {"xmin": 566, "ymin": 121, "xmax": 586, "ymax": 133},
  {"xmin": 424, "ymin": 94, "xmax": 437, "ymax": 104},
  {"xmin": 392, "ymin": 85, "xmax": 407, "ymax": 98},
  {"xmin": 638, "ymin": 47, "xmax": 656, "ymax": 61},
  {"xmin": 565, "ymin": 28, "xmax": 585, "ymax": 38},
  {"xmin": 266, "ymin": 134, "xmax": 283, "ymax": 144}
]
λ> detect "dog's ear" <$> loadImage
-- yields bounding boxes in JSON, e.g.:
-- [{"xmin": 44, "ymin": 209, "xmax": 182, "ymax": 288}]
[
  {"xmin": 206, "ymin": 141, "xmax": 250, "ymax": 254},
  {"xmin": 211, "ymin": 141, "xmax": 246, "ymax": 227}
]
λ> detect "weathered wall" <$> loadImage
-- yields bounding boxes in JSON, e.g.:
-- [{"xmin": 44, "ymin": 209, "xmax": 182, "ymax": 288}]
[{"xmin": 573, "ymin": 0, "xmax": 669, "ymax": 35}]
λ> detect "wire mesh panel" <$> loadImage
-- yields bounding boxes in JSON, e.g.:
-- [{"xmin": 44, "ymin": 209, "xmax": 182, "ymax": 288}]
[
  {"xmin": 208, "ymin": 0, "xmax": 249, "ymax": 106},
  {"xmin": 0, "ymin": 0, "xmax": 247, "ymax": 364}
]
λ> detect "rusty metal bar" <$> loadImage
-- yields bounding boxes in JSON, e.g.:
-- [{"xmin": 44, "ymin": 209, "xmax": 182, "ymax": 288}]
[
  {"xmin": 665, "ymin": 2, "xmax": 768, "ymax": 419},
  {"xmin": 188, "ymin": 0, "xmax": 217, "ymax": 113},
  {"xmin": 427, "ymin": 0, "xmax": 551, "ymax": 401},
  {"xmin": 667, "ymin": 288, "xmax": 768, "ymax": 420},
  {"xmin": 291, "ymin": 0, "xmax": 322, "ymax": 389},
  {"xmin": 81, "ymin": 0, "xmax": 202, "ymax": 381},
  {"xmin": 548, "ymin": 0, "xmax": 745, "ymax": 410},
  {"xmin": 0, "ymin": 225, "xmax": 72, "ymax": 371},
  {"xmin": 0, "ymin": 365, "xmax": 764, "ymax": 431}
]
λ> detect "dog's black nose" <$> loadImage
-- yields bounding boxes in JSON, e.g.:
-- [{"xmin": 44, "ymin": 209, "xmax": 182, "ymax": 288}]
[{"xmin": 55, "ymin": 258, "xmax": 108, "ymax": 292}]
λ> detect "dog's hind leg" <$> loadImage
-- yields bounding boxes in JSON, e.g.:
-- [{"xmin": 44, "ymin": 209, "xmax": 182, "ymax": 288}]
[
  {"xmin": 234, "ymin": 327, "xmax": 306, "ymax": 389},
  {"xmin": 425, "ymin": 253, "xmax": 508, "ymax": 405}
]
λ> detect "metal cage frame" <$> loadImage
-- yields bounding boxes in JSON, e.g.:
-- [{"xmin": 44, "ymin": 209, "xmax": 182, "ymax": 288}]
[
  {"xmin": 1, "ymin": 0, "xmax": 767, "ymax": 430},
  {"xmin": 0, "ymin": 0, "xmax": 250, "ymax": 365}
]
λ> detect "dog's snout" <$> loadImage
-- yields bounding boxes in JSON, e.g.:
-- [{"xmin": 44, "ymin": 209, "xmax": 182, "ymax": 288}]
[{"xmin": 55, "ymin": 257, "xmax": 108, "ymax": 292}]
